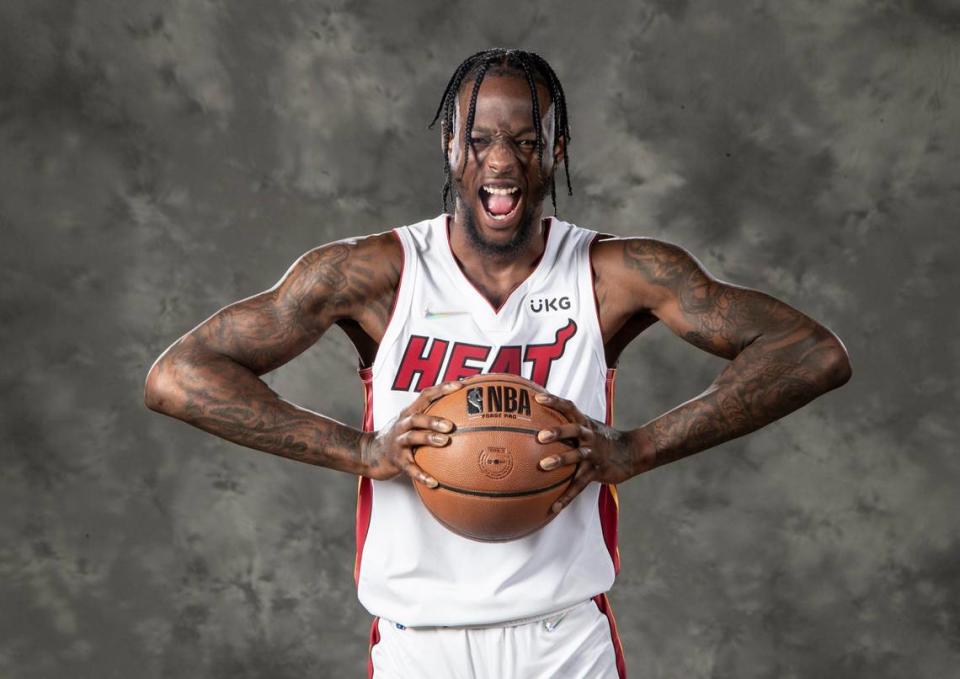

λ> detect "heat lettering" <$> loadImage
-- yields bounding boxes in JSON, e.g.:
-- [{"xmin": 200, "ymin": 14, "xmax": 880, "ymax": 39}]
[
  {"xmin": 391, "ymin": 336, "xmax": 449, "ymax": 391},
  {"xmin": 390, "ymin": 320, "xmax": 578, "ymax": 392},
  {"xmin": 523, "ymin": 320, "xmax": 577, "ymax": 387}
]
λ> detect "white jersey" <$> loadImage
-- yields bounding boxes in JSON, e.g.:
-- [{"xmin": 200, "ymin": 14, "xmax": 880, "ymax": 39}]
[{"xmin": 353, "ymin": 213, "xmax": 621, "ymax": 628}]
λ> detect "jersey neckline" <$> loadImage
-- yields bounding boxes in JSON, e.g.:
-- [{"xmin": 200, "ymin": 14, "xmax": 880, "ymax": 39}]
[{"xmin": 439, "ymin": 213, "xmax": 559, "ymax": 319}]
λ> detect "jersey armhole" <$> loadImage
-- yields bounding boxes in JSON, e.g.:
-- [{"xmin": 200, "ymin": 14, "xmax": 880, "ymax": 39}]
[
  {"xmin": 578, "ymin": 231, "xmax": 610, "ymax": 373},
  {"xmin": 363, "ymin": 227, "xmax": 414, "ymax": 381}
]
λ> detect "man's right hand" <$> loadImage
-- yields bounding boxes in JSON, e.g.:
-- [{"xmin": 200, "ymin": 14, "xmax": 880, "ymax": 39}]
[{"xmin": 360, "ymin": 381, "xmax": 464, "ymax": 487}]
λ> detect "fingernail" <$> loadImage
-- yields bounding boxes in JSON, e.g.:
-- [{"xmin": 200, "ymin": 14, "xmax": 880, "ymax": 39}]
[
  {"xmin": 540, "ymin": 456, "xmax": 559, "ymax": 470},
  {"xmin": 437, "ymin": 420, "xmax": 453, "ymax": 432},
  {"xmin": 538, "ymin": 430, "xmax": 556, "ymax": 442},
  {"xmin": 551, "ymin": 501, "xmax": 563, "ymax": 513},
  {"xmin": 535, "ymin": 393, "xmax": 550, "ymax": 403},
  {"xmin": 430, "ymin": 433, "xmax": 448, "ymax": 445},
  {"xmin": 426, "ymin": 477, "xmax": 438, "ymax": 488}
]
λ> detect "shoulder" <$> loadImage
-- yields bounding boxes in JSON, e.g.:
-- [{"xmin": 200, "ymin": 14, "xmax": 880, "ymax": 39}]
[
  {"xmin": 300, "ymin": 231, "xmax": 401, "ymax": 278},
  {"xmin": 588, "ymin": 235, "xmax": 711, "ymax": 315},
  {"xmin": 590, "ymin": 235, "xmax": 705, "ymax": 287},
  {"xmin": 283, "ymin": 231, "xmax": 403, "ymax": 316}
]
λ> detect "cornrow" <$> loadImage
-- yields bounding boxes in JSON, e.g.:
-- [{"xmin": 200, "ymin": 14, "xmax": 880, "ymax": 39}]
[
  {"xmin": 519, "ymin": 60, "xmax": 545, "ymax": 184},
  {"xmin": 428, "ymin": 48, "xmax": 573, "ymax": 215}
]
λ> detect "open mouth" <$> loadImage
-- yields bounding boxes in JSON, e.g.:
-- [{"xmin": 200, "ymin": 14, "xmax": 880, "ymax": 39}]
[{"xmin": 479, "ymin": 184, "xmax": 522, "ymax": 223}]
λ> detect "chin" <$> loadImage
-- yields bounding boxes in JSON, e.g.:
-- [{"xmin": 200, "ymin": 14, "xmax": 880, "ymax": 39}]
[
  {"xmin": 464, "ymin": 202, "xmax": 538, "ymax": 258},
  {"xmin": 450, "ymin": 179, "xmax": 547, "ymax": 257}
]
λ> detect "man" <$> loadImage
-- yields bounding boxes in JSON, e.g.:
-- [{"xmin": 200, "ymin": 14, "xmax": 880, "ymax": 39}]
[{"xmin": 145, "ymin": 48, "xmax": 851, "ymax": 678}]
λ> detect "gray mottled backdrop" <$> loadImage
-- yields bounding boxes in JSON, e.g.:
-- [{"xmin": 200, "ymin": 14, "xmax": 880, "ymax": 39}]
[{"xmin": 2, "ymin": 1, "xmax": 958, "ymax": 677}]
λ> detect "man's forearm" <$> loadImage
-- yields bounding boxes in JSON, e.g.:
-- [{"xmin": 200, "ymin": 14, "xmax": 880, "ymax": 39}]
[
  {"xmin": 633, "ymin": 329, "xmax": 851, "ymax": 472},
  {"xmin": 145, "ymin": 346, "xmax": 366, "ymax": 475}
]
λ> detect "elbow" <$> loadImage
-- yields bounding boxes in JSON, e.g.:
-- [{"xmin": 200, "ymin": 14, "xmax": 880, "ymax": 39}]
[
  {"xmin": 820, "ymin": 334, "xmax": 852, "ymax": 389},
  {"xmin": 144, "ymin": 359, "xmax": 175, "ymax": 414}
]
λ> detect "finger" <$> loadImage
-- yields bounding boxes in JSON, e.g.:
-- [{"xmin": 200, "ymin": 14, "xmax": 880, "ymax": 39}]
[
  {"xmin": 397, "ymin": 429, "xmax": 450, "ymax": 448},
  {"xmin": 406, "ymin": 413, "xmax": 455, "ymax": 433},
  {"xmin": 551, "ymin": 462, "xmax": 596, "ymax": 513},
  {"xmin": 409, "ymin": 380, "xmax": 464, "ymax": 413},
  {"xmin": 537, "ymin": 423, "xmax": 591, "ymax": 445},
  {"xmin": 540, "ymin": 447, "xmax": 591, "ymax": 471},
  {"xmin": 534, "ymin": 393, "xmax": 586, "ymax": 424},
  {"xmin": 398, "ymin": 454, "xmax": 438, "ymax": 489}
]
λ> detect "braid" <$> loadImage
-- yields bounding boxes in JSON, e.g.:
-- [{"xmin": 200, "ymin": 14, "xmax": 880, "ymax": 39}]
[
  {"xmin": 519, "ymin": 60, "xmax": 545, "ymax": 178},
  {"xmin": 428, "ymin": 48, "xmax": 573, "ymax": 215},
  {"xmin": 529, "ymin": 53, "xmax": 574, "ymax": 201},
  {"xmin": 460, "ymin": 60, "xmax": 491, "ymax": 181}
]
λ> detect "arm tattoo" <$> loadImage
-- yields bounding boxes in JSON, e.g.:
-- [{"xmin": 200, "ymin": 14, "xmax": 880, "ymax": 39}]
[
  {"xmin": 166, "ymin": 339, "xmax": 366, "ymax": 473},
  {"xmin": 146, "ymin": 237, "xmax": 398, "ymax": 474},
  {"xmin": 623, "ymin": 239, "xmax": 851, "ymax": 469}
]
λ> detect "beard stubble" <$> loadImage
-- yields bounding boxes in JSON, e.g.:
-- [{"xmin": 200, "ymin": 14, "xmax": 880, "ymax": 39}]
[{"xmin": 452, "ymin": 180, "xmax": 550, "ymax": 259}]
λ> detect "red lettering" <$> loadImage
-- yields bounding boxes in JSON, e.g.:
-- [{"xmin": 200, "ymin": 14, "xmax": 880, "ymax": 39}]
[
  {"xmin": 523, "ymin": 320, "xmax": 578, "ymax": 387},
  {"xmin": 391, "ymin": 322, "xmax": 577, "ymax": 392},
  {"xmin": 442, "ymin": 343, "xmax": 490, "ymax": 382},
  {"xmin": 489, "ymin": 345, "xmax": 522, "ymax": 375},
  {"xmin": 391, "ymin": 335, "xmax": 449, "ymax": 392}
]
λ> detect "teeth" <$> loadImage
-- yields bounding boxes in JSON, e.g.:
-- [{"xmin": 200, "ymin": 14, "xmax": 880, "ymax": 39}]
[{"xmin": 482, "ymin": 185, "xmax": 519, "ymax": 195}]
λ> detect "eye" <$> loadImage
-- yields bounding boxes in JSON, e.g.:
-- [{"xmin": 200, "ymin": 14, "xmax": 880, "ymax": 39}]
[
  {"xmin": 470, "ymin": 137, "xmax": 489, "ymax": 146},
  {"xmin": 518, "ymin": 139, "xmax": 536, "ymax": 147}
]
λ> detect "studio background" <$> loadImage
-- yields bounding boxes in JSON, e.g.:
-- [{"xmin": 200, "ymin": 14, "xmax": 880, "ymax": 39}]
[{"xmin": 2, "ymin": 1, "xmax": 958, "ymax": 677}]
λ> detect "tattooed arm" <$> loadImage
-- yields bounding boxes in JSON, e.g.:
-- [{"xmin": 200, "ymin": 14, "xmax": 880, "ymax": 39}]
[
  {"xmin": 600, "ymin": 237, "xmax": 852, "ymax": 473},
  {"xmin": 143, "ymin": 234, "xmax": 400, "ymax": 474},
  {"xmin": 531, "ymin": 236, "xmax": 851, "ymax": 513}
]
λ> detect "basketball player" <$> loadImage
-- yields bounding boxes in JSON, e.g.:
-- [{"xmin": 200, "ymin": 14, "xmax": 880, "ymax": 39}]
[{"xmin": 144, "ymin": 49, "xmax": 851, "ymax": 678}]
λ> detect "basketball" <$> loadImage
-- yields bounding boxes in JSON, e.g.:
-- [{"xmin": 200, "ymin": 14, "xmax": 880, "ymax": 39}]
[{"xmin": 412, "ymin": 373, "xmax": 577, "ymax": 542}]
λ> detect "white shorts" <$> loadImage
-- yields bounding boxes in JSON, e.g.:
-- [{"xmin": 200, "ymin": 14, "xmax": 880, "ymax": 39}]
[{"xmin": 367, "ymin": 594, "xmax": 626, "ymax": 679}]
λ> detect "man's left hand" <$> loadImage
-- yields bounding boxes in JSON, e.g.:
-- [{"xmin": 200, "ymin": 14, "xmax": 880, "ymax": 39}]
[{"xmin": 535, "ymin": 392, "xmax": 653, "ymax": 514}]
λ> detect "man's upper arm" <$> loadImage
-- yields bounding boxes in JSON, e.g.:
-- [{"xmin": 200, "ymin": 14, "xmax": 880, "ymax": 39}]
[
  {"xmin": 168, "ymin": 234, "xmax": 397, "ymax": 376},
  {"xmin": 611, "ymin": 237, "xmax": 814, "ymax": 360}
]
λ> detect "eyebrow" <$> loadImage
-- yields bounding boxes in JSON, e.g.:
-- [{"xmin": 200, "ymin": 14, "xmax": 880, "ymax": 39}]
[{"xmin": 471, "ymin": 126, "xmax": 537, "ymax": 136}]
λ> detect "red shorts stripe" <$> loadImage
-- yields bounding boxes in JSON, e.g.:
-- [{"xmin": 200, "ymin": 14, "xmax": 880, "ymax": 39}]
[
  {"xmin": 593, "ymin": 592, "xmax": 628, "ymax": 679},
  {"xmin": 367, "ymin": 615, "xmax": 381, "ymax": 678}
]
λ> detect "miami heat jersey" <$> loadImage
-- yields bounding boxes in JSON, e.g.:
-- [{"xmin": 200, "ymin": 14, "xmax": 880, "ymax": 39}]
[{"xmin": 354, "ymin": 213, "xmax": 620, "ymax": 627}]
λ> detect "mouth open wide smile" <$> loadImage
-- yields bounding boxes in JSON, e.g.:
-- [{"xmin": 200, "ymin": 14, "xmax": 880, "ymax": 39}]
[{"xmin": 478, "ymin": 183, "xmax": 522, "ymax": 224}]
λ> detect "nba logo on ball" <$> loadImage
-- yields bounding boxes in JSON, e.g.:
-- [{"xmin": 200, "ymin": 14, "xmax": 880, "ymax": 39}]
[
  {"xmin": 465, "ymin": 385, "xmax": 533, "ymax": 420},
  {"xmin": 467, "ymin": 387, "xmax": 484, "ymax": 415}
]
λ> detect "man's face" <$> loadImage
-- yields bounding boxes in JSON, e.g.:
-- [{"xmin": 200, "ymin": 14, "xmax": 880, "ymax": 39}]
[{"xmin": 446, "ymin": 73, "xmax": 564, "ymax": 257}]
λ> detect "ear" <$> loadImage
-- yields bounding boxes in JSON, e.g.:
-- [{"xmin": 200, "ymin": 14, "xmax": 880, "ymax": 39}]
[
  {"xmin": 553, "ymin": 134, "xmax": 566, "ymax": 166},
  {"xmin": 444, "ymin": 103, "xmax": 465, "ymax": 172},
  {"xmin": 440, "ymin": 120, "xmax": 450, "ymax": 156}
]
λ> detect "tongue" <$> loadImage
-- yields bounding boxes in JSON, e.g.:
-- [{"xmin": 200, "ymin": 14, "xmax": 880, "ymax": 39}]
[{"xmin": 486, "ymin": 192, "xmax": 518, "ymax": 215}]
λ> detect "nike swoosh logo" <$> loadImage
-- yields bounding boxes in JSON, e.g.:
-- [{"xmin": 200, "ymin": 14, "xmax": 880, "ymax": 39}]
[
  {"xmin": 424, "ymin": 309, "xmax": 471, "ymax": 319},
  {"xmin": 544, "ymin": 612, "xmax": 568, "ymax": 632}
]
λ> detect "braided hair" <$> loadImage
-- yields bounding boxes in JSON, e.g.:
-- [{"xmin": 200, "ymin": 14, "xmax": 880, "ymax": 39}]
[{"xmin": 428, "ymin": 48, "xmax": 573, "ymax": 215}]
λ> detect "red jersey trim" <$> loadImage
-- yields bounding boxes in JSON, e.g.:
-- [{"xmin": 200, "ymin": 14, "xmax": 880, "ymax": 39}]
[
  {"xmin": 588, "ymin": 232, "xmax": 605, "ymax": 338},
  {"xmin": 355, "ymin": 228, "xmax": 406, "ymax": 587},
  {"xmin": 598, "ymin": 367, "xmax": 621, "ymax": 574},
  {"xmin": 363, "ymin": 228, "xmax": 406, "ymax": 374},
  {"xmin": 354, "ymin": 368, "xmax": 375, "ymax": 586}
]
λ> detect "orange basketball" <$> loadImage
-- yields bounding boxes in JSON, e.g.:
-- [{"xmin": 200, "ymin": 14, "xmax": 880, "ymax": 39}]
[{"xmin": 413, "ymin": 373, "xmax": 576, "ymax": 542}]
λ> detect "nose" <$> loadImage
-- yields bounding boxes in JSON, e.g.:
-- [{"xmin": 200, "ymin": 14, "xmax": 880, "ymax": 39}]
[{"xmin": 483, "ymin": 137, "xmax": 521, "ymax": 174}]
